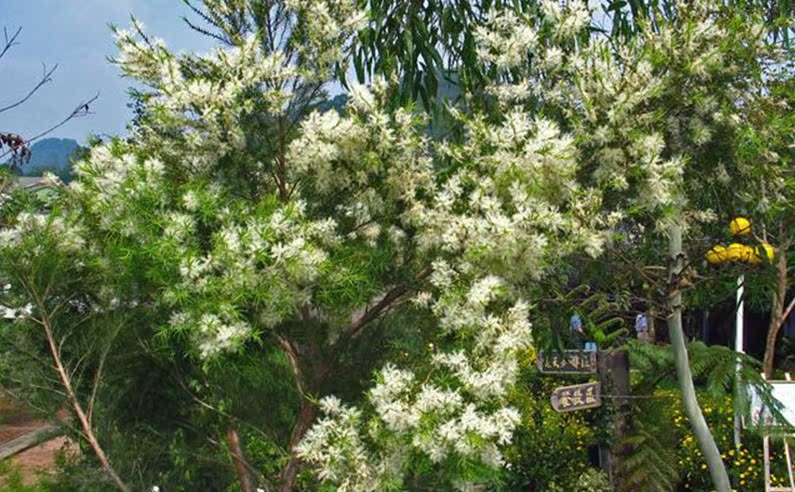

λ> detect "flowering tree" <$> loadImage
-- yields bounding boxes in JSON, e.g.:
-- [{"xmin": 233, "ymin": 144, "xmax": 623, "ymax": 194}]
[
  {"xmin": 318, "ymin": 1, "xmax": 788, "ymax": 491},
  {"xmin": 0, "ymin": 1, "xmax": 788, "ymax": 491},
  {"xmin": 431, "ymin": 2, "xmax": 783, "ymax": 491},
  {"xmin": 0, "ymin": 1, "xmax": 606, "ymax": 490}
]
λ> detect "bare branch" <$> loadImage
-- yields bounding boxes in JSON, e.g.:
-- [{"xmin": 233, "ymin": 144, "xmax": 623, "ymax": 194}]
[
  {"xmin": 777, "ymin": 296, "xmax": 795, "ymax": 333},
  {"xmin": 0, "ymin": 26, "xmax": 22, "ymax": 62},
  {"xmin": 275, "ymin": 334, "xmax": 304, "ymax": 395},
  {"xmin": 331, "ymin": 267, "xmax": 434, "ymax": 357},
  {"xmin": 87, "ymin": 343, "xmax": 111, "ymax": 425},
  {"xmin": 0, "ymin": 93, "xmax": 99, "ymax": 160},
  {"xmin": 0, "ymin": 63, "xmax": 58, "ymax": 115}
]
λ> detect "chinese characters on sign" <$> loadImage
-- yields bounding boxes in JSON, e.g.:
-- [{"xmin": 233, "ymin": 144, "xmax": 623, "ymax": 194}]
[
  {"xmin": 550, "ymin": 382, "xmax": 602, "ymax": 413},
  {"xmin": 537, "ymin": 350, "xmax": 597, "ymax": 374}
]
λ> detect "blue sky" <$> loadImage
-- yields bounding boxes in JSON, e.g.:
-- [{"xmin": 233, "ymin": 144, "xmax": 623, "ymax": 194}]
[{"xmin": 2, "ymin": 1, "xmax": 216, "ymax": 144}]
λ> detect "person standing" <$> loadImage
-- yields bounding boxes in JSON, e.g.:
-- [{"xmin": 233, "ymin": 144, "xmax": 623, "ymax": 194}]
[
  {"xmin": 635, "ymin": 313, "xmax": 651, "ymax": 343},
  {"xmin": 570, "ymin": 313, "xmax": 584, "ymax": 348}
]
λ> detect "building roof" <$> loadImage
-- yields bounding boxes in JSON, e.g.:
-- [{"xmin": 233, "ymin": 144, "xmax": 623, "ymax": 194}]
[{"xmin": 16, "ymin": 177, "xmax": 48, "ymax": 189}]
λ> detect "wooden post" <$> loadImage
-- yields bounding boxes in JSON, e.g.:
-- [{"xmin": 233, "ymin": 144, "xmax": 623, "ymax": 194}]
[
  {"xmin": 597, "ymin": 349, "xmax": 630, "ymax": 489},
  {"xmin": 597, "ymin": 351, "xmax": 611, "ymax": 480}
]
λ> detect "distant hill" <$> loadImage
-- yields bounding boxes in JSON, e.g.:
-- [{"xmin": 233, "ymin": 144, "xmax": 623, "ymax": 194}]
[{"xmin": 3, "ymin": 138, "xmax": 82, "ymax": 181}]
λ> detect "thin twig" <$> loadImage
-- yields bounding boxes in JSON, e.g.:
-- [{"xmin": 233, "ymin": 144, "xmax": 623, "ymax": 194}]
[
  {"xmin": 0, "ymin": 26, "xmax": 22, "ymax": 61},
  {"xmin": 0, "ymin": 64, "xmax": 58, "ymax": 114},
  {"xmin": 0, "ymin": 93, "xmax": 99, "ymax": 160}
]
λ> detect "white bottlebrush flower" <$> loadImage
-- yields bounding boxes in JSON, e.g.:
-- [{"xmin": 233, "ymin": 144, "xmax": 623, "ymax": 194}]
[{"xmin": 475, "ymin": 10, "xmax": 537, "ymax": 71}]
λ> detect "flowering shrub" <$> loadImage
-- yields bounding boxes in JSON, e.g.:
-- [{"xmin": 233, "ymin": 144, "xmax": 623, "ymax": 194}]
[{"xmin": 669, "ymin": 391, "xmax": 788, "ymax": 491}]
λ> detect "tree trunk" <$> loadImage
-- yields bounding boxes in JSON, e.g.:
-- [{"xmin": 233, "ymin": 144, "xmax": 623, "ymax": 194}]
[
  {"xmin": 278, "ymin": 399, "xmax": 317, "ymax": 492},
  {"xmin": 668, "ymin": 223, "xmax": 731, "ymax": 492},
  {"xmin": 226, "ymin": 427, "xmax": 254, "ymax": 492},
  {"xmin": 764, "ymin": 246, "xmax": 790, "ymax": 378}
]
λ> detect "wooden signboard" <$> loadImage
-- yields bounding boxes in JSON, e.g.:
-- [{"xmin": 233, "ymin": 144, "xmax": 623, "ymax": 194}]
[
  {"xmin": 538, "ymin": 350, "xmax": 597, "ymax": 374},
  {"xmin": 550, "ymin": 382, "xmax": 602, "ymax": 413}
]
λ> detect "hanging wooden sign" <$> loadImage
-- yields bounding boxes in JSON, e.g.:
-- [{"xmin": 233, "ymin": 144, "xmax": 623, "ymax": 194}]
[
  {"xmin": 537, "ymin": 350, "xmax": 597, "ymax": 374},
  {"xmin": 550, "ymin": 382, "xmax": 602, "ymax": 413}
]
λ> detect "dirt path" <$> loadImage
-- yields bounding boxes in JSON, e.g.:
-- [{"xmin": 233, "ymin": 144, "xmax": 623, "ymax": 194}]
[
  {"xmin": 0, "ymin": 424, "xmax": 58, "ymax": 460},
  {"xmin": 2, "ymin": 437, "xmax": 70, "ymax": 486},
  {"xmin": 0, "ymin": 420, "xmax": 48, "ymax": 446},
  {"xmin": 1, "ymin": 396, "xmax": 68, "ymax": 486}
]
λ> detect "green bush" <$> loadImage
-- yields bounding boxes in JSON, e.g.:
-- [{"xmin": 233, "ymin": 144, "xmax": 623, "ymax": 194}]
[{"xmin": 504, "ymin": 356, "xmax": 601, "ymax": 491}]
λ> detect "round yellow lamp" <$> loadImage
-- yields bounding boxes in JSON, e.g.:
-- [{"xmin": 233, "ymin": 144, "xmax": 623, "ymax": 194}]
[{"xmin": 729, "ymin": 217, "xmax": 752, "ymax": 236}]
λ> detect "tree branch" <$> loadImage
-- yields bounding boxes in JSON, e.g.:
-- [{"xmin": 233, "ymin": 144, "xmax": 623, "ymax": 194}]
[
  {"xmin": 0, "ymin": 63, "xmax": 58, "ymax": 115},
  {"xmin": 331, "ymin": 266, "xmax": 433, "ymax": 356},
  {"xmin": 0, "ymin": 26, "xmax": 22, "ymax": 62},
  {"xmin": 87, "ymin": 342, "xmax": 111, "ymax": 426},
  {"xmin": 0, "ymin": 93, "xmax": 99, "ymax": 160},
  {"xmin": 275, "ymin": 334, "xmax": 304, "ymax": 396},
  {"xmin": 19, "ymin": 274, "xmax": 129, "ymax": 492},
  {"xmin": 226, "ymin": 427, "xmax": 255, "ymax": 492},
  {"xmin": 778, "ymin": 296, "xmax": 795, "ymax": 332}
]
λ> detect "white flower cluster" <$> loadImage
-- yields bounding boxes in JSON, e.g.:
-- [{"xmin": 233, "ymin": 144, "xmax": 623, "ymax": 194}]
[
  {"xmin": 285, "ymin": 0, "xmax": 367, "ymax": 78},
  {"xmin": 407, "ymin": 110, "xmax": 606, "ymax": 278},
  {"xmin": 0, "ymin": 212, "xmax": 84, "ymax": 254},
  {"xmin": 195, "ymin": 312, "xmax": 252, "ymax": 359},
  {"xmin": 287, "ymin": 109, "xmax": 368, "ymax": 194},
  {"xmin": 114, "ymin": 23, "xmax": 294, "ymax": 174},
  {"xmin": 541, "ymin": 0, "xmax": 591, "ymax": 39},
  {"xmin": 475, "ymin": 10, "xmax": 537, "ymax": 71},
  {"xmin": 474, "ymin": 0, "xmax": 765, "ymax": 224},
  {"xmin": 288, "ymin": 82, "xmax": 433, "ymax": 253},
  {"xmin": 295, "ymin": 396, "xmax": 405, "ymax": 492},
  {"xmin": 73, "ymin": 145, "xmax": 167, "ymax": 237},
  {"xmin": 298, "ymin": 275, "xmax": 531, "ymax": 489},
  {"xmin": 164, "ymin": 200, "xmax": 338, "ymax": 357}
]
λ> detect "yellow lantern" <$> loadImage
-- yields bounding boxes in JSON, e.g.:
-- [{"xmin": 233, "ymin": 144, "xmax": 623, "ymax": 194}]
[
  {"xmin": 729, "ymin": 217, "xmax": 752, "ymax": 236},
  {"xmin": 751, "ymin": 243, "xmax": 776, "ymax": 264},
  {"xmin": 706, "ymin": 245, "xmax": 728, "ymax": 264},
  {"xmin": 725, "ymin": 243, "xmax": 748, "ymax": 262}
]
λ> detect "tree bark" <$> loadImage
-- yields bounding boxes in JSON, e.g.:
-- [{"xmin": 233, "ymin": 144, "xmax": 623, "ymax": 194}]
[
  {"xmin": 764, "ymin": 246, "xmax": 790, "ymax": 378},
  {"xmin": 226, "ymin": 427, "xmax": 255, "ymax": 492},
  {"xmin": 667, "ymin": 223, "xmax": 731, "ymax": 492},
  {"xmin": 278, "ymin": 399, "xmax": 317, "ymax": 492},
  {"xmin": 40, "ymin": 314, "xmax": 129, "ymax": 492}
]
